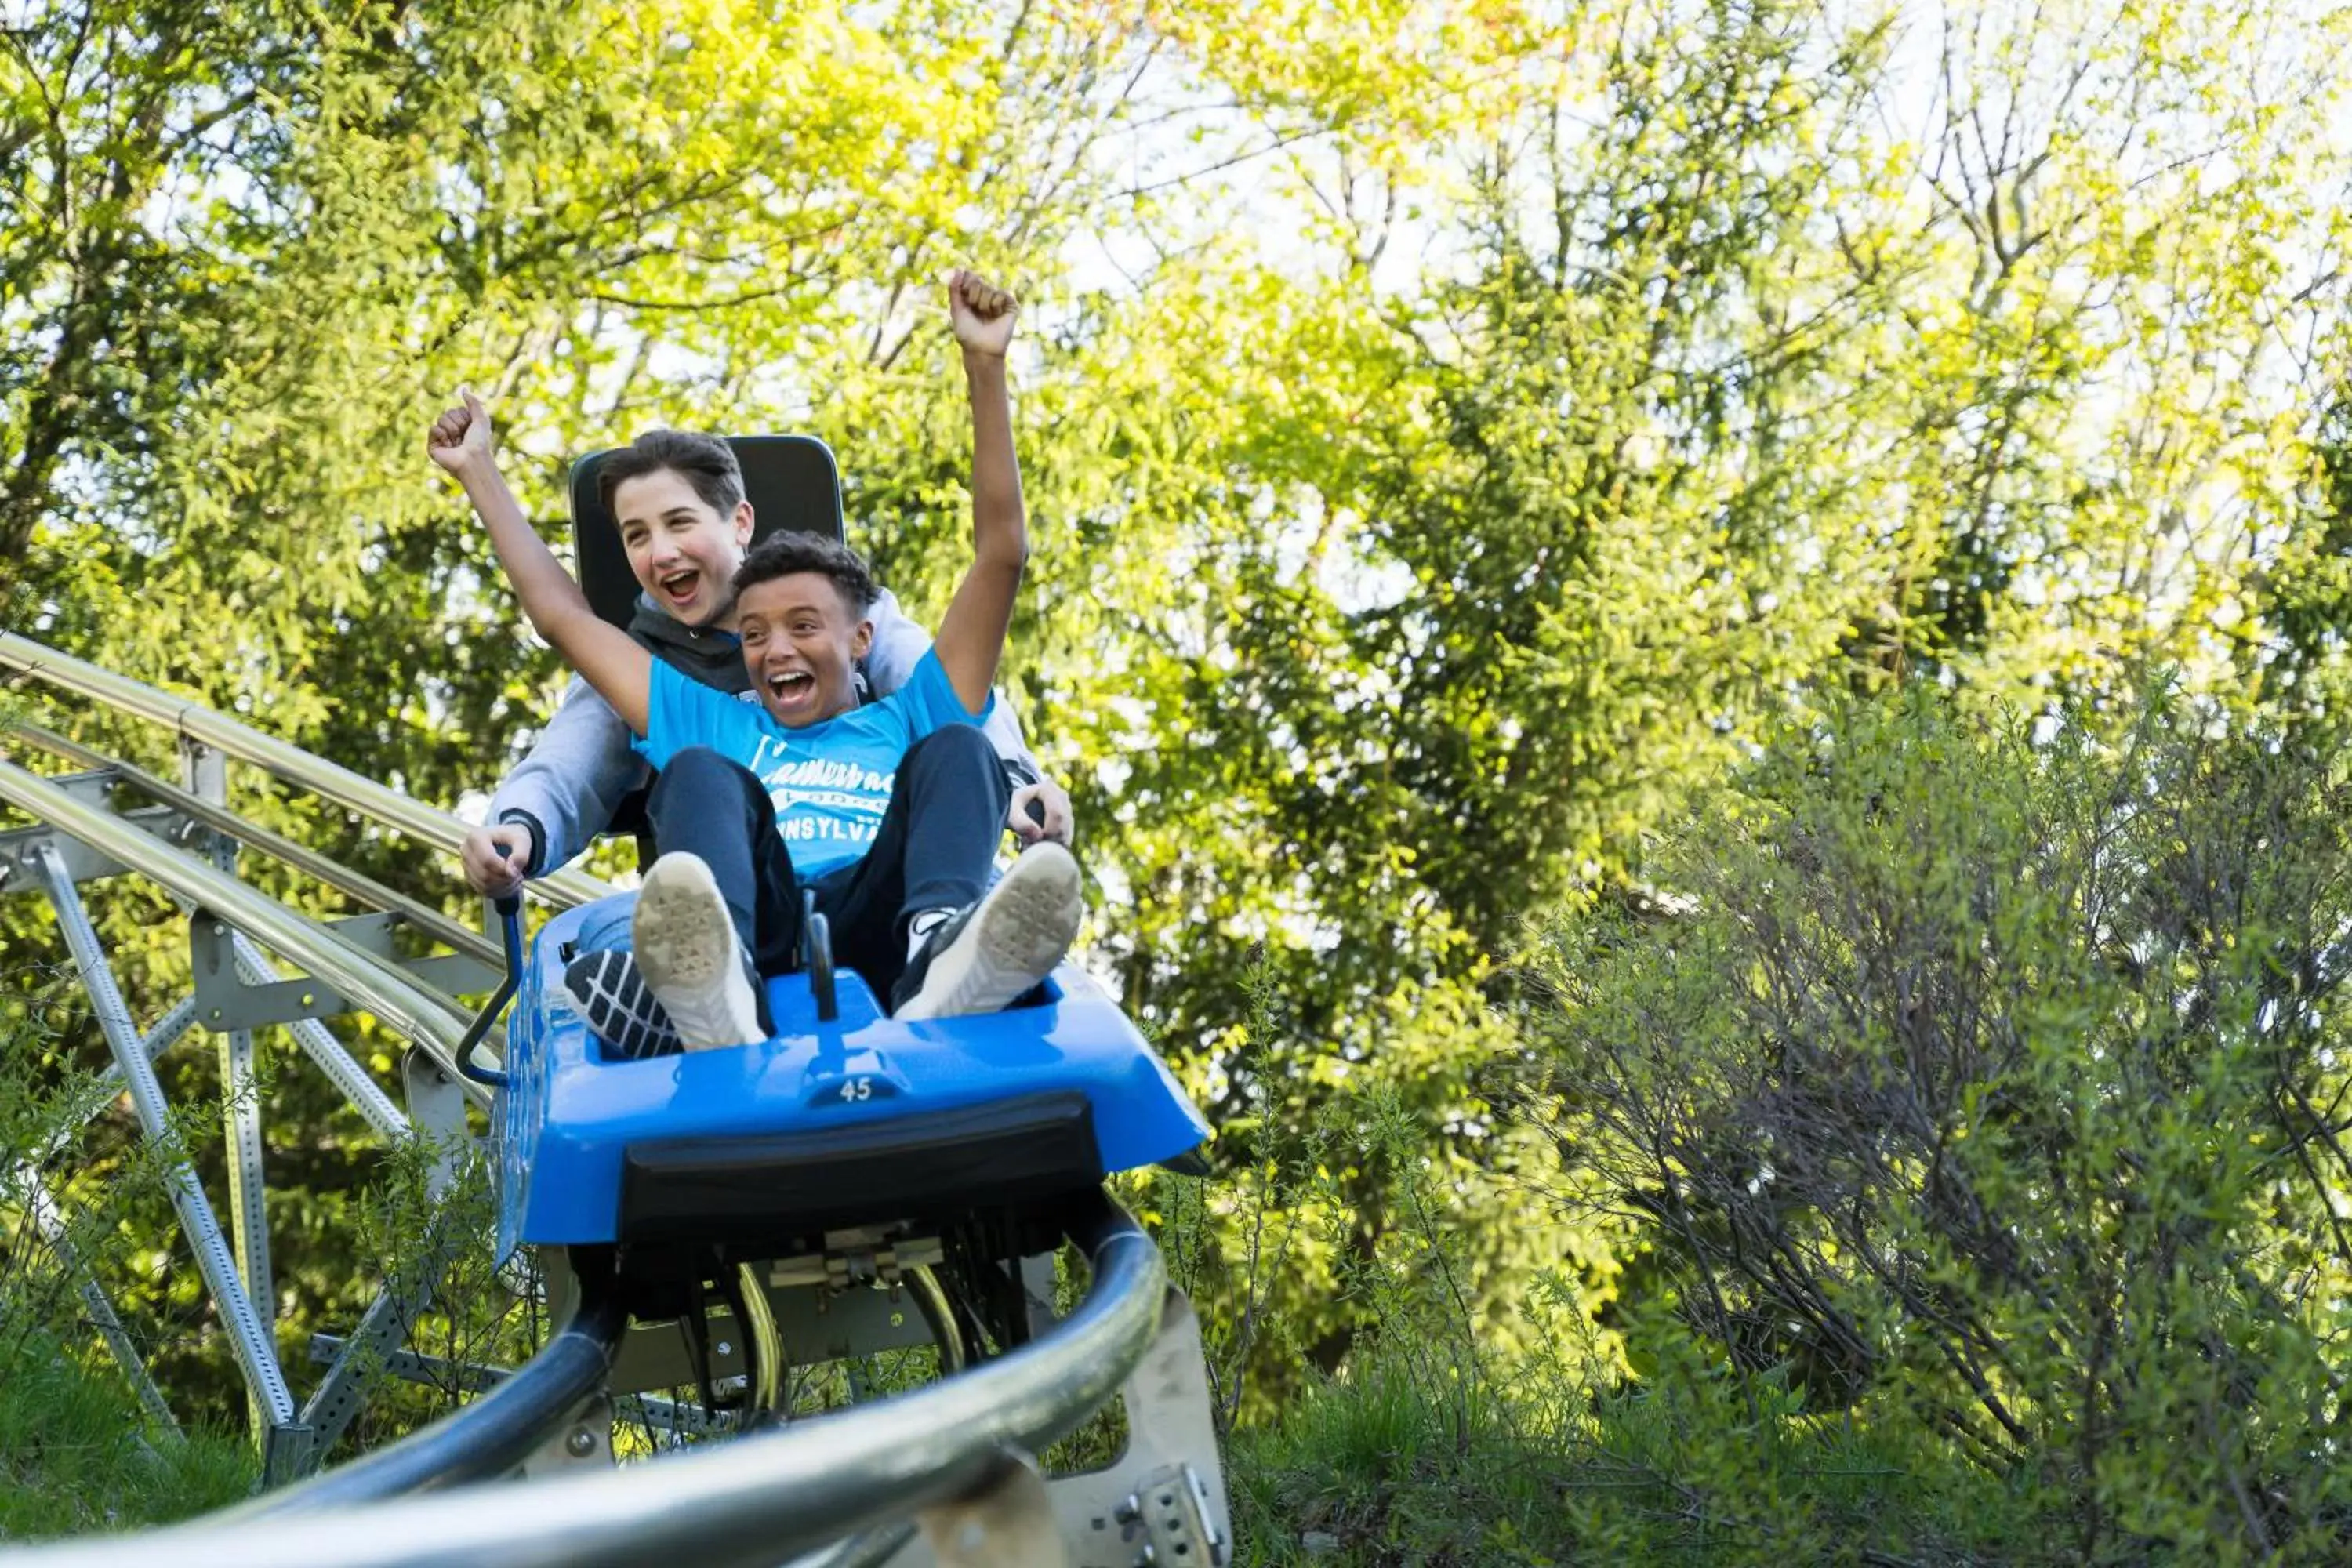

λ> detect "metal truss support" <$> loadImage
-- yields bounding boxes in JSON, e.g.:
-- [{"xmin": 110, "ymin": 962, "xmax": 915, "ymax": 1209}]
[
  {"xmin": 217, "ymin": 1027, "xmax": 272, "ymax": 1327},
  {"xmin": 0, "ymin": 674, "xmax": 546, "ymax": 1479},
  {"xmin": 186, "ymin": 746, "xmax": 270, "ymax": 1301},
  {"xmin": 298, "ymin": 1290, "xmax": 427, "ymax": 1464},
  {"xmin": 32, "ymin": 996, "xmax": 198, "ymax": 1167},
  {"xmin": 187, "ymin": 738, "xmax": 278, "ymax": 1436},
  {"xmin": 0, "ymin": 758, "xmax": 492, "ymax": 1106},
  {"xmin": 13, "ymin": 992, "xmax": 199, "ymax": 1439},
  {"xmin": 33, "ymin": 847, "xmax": 297, "ymax": 1430},
  {"xmin": 230, "ymin": 935, "xmax": 409, "ymax": 1141},
  {"xmin": 296, "ymin": 1188, "xmax": 470, "ymax": 1468}
]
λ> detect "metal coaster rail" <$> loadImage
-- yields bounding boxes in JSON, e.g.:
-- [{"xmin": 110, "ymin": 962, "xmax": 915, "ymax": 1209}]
[
  {"xmin": 1, "ymin": 1205, "xmax": 1169, "ymax": 1568},
  {"xmin": 0, "ymin": 756, "xmax": 490, "ymax": 1105},
  {"xmin": 13, "ymin": 717, "xmax": 503, "ymax": 969},
  {"xmin": 0, "ymin": 630, "xmax": 1222, "ymax": 1564},
  {"xmin": 0, "ymin": 630, "xmax": 613, "ymax": 911}
]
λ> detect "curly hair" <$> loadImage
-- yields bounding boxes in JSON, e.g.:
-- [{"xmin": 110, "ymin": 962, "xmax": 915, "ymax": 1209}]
[{"xmin": 733, "ymin": 531, "xmax": 877, "ymax": 617}]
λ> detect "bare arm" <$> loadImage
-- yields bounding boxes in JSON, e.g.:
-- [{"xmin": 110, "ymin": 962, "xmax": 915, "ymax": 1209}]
[
  {"xmin": 867, "ymin": 584, "xmax": 1075, "ymax": 848},
  {"xmin": 428, "ymin": 393, "xmax": 655, "ymax": 735},
  {"xmin": 930, "ymin": 270, "xmax": 1027, "ymax": 716}
]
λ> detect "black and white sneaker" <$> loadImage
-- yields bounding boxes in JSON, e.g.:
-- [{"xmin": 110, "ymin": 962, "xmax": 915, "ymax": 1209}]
[
  {"xmin": 891, "ymin": 844, "xmax": 1082, "ymax": 1021},
  {"xmin": 561, "ymin": 949, "xmax": 681, "ymax": 1061},
  {"xmin": 632, "ymin": 851, "xmax": 768, "ymax": 1051}
]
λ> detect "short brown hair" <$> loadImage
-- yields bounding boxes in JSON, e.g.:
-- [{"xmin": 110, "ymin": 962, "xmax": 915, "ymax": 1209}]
[
  {"xmin": 596, "ymin": 430, "xmax": 745, "ymax": 521},
  {"xmin": 734, "ymin": 532, "xmax": 877, "ymax": 618}
]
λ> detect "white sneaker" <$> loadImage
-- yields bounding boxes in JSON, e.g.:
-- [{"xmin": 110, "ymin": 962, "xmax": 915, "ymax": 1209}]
[
  {"xmin": 631, "ymin": 852, "xmax": 765, "ymax": 1051},
  {"xmin": 891, "ymin": 844, "xmax": 1082, "ymax": 1021}
]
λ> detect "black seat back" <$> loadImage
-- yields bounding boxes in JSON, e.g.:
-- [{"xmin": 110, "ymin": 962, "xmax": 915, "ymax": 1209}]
[
  {"xmin": 568, "ymin": 434, "xmax": 846, "ymax": 859},
  {"xmin": 568, "ymin": 434, "xmax": 846, "ymax": 630}
]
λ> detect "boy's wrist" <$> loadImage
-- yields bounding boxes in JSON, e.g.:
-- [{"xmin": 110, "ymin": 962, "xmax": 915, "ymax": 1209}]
[
  {"xmin": 453, "ymin": 452, "xmax": 506, "ymax": 491},
  {"xmin": 497, "ymin": 808, "xmax": 548, "ymax": 878},
  {"xmin": 960, "ymin": 346, "xmax": 1008, "ymax": 374}
]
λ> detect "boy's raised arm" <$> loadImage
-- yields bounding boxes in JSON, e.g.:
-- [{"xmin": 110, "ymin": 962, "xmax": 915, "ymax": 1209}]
[
  {"xmin": 931, "ymin": 270, "xmax": 1028, "ymax": 716},
  {"xmin": 428, "ymin": 393, "xmax": 655, "ymax": 735}
]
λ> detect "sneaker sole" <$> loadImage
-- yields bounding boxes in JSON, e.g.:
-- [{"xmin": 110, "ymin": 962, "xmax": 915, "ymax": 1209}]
[
  {"xmin": 633, "ymin": 854, "xmax": 764, "ymax": 1051},
  {"xmin": 897, "ymin": 845, "xmax": 1082, "ymax": 1021},
  {"xmin": 562, "ymin": 950, "xmax": 681, "ymax": 1061}
]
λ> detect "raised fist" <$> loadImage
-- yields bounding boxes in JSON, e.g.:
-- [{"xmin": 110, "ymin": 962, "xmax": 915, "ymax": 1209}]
[
  {"xmin": 948, "ymin": 269, "xmax": 1018, "ymax": 358},
  {"xmin": 427, "ymin": 389, "xmax": 494, "ymax": 475}
]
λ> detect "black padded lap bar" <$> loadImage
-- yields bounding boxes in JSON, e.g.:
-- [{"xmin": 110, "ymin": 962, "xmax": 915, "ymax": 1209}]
[
  {"xmin": 570, "ymin": 434, "xmax": 847, "ymax": 630},
  {"xmin": 617, "ymin": 1091, "xmax": 1103, "ymax": 1243}
]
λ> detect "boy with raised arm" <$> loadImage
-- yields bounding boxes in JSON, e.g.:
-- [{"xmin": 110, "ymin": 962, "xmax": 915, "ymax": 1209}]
[
  {"xmin": 430, "ymin": 270, "xmax": 1079, "ymax": 1051},
  {"xmin": 456, "ymin": 431, "xmax": 1073, "ymax": 908}
]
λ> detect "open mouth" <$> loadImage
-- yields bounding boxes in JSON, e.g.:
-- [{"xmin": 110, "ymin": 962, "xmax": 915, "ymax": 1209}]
[
  {"xmin": 764, "ymin": 670, "xmax": 816, "ymax": 708},
  {"xmin": 657, "ymin": 569, "xmax": 702, "ymax": 605}
]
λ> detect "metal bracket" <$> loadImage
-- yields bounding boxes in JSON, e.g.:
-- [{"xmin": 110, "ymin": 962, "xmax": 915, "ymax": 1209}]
[
  {"xmin": 920, "ymin": 1449, "xmax": 1070, "ymax": 1568},
  {"xmin": 520, "ymin": 1393, "xmax": 614, "ymax": 1478},
  {"xmin": 401, "ymin": 1047, "xmax": 473, "ymax": 1198},
  {"xmin": 190, "ymin": 910, "xmax": 503, "ymax": 1033},
  {"xmin": 0, "ymin": 770, "xmax": 194, "ymax": 891},
  {"xmin": 1118, "ymin": 1465, "xmax": 1225, "ymax": 1568},
  {"xmin": 1056, "ymin": 1291, "xmax": 1232, "ymax": 1568},
  {"xmin": 260, "ymin": 1421, "xmax": 321, "ymax": 1488},
  {"xmin": 769, "ymin": 1229, "xmax": 946, "ymax": 1292},
  {"xmin": 845, "ymin": 1287, "xmax": 1233, "ymax": 1568}
]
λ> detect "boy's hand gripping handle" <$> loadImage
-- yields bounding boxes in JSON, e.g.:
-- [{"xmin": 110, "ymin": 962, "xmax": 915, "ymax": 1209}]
[{"xmin": 457, "ymin": 844, "xmax": 524, "ymax": 1089}]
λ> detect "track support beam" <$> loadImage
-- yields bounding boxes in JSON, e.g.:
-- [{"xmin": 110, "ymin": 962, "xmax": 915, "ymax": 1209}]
[{"xmin": 34, "ymin": 848, "xmax": 297, "ymax": 1429}]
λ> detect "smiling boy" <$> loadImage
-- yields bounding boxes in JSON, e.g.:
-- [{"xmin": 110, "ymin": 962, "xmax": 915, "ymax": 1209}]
[
  {"xmin": 431, "ymin": 270, "xmax": 1077, "ymax": 1050},
  {"xmin": 457, "ymin": 434, "xmax": 1071, "ymax": 907}
]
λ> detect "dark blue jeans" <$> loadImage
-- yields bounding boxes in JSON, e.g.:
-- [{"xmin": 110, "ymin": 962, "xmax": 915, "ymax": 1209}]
[{"xmin": 643, "ymin": 727, "xmax": 1011, "ymax": 999}]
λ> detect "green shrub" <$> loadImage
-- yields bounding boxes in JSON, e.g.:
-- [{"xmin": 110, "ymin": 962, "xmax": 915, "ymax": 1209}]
[{"xmin": 1518, "ymin": 688, "xmax": 2352, "ymax": 1562}]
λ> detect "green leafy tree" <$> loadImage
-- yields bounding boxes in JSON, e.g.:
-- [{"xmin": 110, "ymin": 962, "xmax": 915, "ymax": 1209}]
[
  {"xmin": 1522, "ymin": 688, "xmax": 2352, "ymax": 1559},
  {"xmin": 2, "ymin": 0, "xmax": 1182, "ymax": 1428},
  {"xmin": 7, "ymin": 0, "xmax": 2352, "ymax": 1455}
]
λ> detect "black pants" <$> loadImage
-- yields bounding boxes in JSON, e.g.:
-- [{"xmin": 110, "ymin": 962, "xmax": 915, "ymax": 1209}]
[{"xmin": 643, "ymin": 728, "xmax": 1011, "ymax": 1000}]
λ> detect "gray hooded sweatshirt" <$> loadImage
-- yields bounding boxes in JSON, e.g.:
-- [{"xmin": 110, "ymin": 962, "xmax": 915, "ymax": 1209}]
[{"xmin": 489, "ymin": 586, "xmax": 1040, "ymax": 877}]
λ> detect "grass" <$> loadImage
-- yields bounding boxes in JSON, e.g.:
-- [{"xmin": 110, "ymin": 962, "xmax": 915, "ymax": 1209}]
[
  {"xmin": 1223, "ymin": 1352, "xmax": 2047, "ymax": 1567},
  {"xmin": 0, "ymin": 1330, "xmax": 256, "ymax": 1543}
]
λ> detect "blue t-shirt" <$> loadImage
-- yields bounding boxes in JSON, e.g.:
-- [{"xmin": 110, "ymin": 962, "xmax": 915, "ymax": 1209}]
[{"xmin": 634, "ymin": 650, "xmax": 990, "ymax": 879}]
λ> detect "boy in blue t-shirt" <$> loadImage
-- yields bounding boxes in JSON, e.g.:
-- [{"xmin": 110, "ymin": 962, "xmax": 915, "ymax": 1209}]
[{"xmin": 429, "ymin": 270, "xmax": 1079, "ymax": 1053}]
